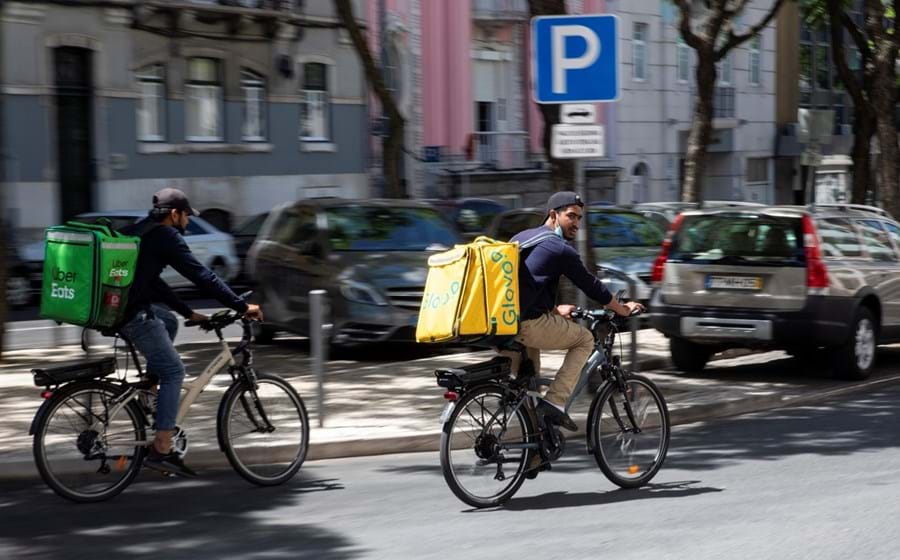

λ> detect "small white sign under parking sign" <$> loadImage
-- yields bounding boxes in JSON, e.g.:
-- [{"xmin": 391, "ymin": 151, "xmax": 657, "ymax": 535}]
[
  {"xmin": 551, "ymin": 124, "xmax": 605, "ymax": 158},
  {"xmin": 560, "ymin": 104, "xmax": 596, "ymax": 124}
]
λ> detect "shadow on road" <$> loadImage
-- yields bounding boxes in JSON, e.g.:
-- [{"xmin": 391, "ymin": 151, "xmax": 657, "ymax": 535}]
[
  {"xmin": 0, "ymin": 470, "xmax": 362, "ymax": 560},
  {"xmin": 499, "ymin": 480, "xmax": 723, "ymax": 512}
]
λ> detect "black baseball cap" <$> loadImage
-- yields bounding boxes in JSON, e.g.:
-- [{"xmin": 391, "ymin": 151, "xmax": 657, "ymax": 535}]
[
  {"xmin": 546, "ymin": 191, "xmax": 584, "ymax": 217},
  {"xmin": 153, "ymin": 188, "xmax": 199, "ymax": 216}
]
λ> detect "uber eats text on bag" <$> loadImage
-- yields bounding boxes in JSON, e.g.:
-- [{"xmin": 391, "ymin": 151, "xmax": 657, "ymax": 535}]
[
  {"xmin": 416, "ymin": 233, "xmax": 555, "ymax": 343},
  {"xmin": 40, "ymin": 221, "xmax": 142, "ymax": 329}
]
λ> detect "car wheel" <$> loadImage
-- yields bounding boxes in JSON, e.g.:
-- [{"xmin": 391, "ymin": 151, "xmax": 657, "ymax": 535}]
[
  {"xmin": 669, "ymin": 337, "xmax": 712, "ymax": 373},
  {"xmin": 7, "ymin": 272, "xmax": 31, "ymax": 308},
  {"xmin": 209, "ymin": 258, "xmax": 229, "ymax": 280},
  {"xmin": 253, "ymin": 323, "xmax": 277, "ymax": 344},
  {"xmin": 833, "ymin": 307, "xmax": 876, "ymax": 381}
]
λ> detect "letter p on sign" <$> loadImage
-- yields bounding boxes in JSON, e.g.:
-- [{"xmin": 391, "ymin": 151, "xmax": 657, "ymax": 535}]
[{"xmin": 532, "ymin": 15, "xmax": 619, "ymax": 104}]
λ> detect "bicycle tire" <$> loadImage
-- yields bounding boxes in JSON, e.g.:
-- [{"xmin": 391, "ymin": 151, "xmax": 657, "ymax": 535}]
[
  {"xmin": 33, "ymin": 380, "xmax": 147, "ymax": 503},
  {"xmin": 589, "ymin": 374, "xmax": 670, "ymax": 489},
  {"xmin": 439, "ymin": 385, "xmax": 535, "ymax": 509},
  {"xmin": 218, "ymin": 372, "xmax": 309, "ymax": 486}
]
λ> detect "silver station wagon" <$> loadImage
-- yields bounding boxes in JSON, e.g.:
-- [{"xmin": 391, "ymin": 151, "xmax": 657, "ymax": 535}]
[{"xmin": 650, "ymin": 204, "xmax": 900, "ymax": 380}]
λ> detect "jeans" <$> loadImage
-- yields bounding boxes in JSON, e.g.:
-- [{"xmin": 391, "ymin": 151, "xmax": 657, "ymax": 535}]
[{"xmin": 119, "ymin": 305, "xmax": 184, "ymax": 431}]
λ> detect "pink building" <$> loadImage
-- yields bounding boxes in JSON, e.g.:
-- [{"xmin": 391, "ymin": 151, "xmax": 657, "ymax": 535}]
[{"xmin": 367, "ymin": 0, "xmax": 615, "ymax": 204}]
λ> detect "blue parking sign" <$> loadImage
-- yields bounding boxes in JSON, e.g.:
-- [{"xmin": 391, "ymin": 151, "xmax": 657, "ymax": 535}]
[{"xmin": 532, "ymin": 15, "xmax": 619, "ymax": 104}]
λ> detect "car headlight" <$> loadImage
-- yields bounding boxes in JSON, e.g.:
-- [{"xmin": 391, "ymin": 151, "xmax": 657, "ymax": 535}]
[{"xmin": 340, "ymin": 281, "xmax": 389, "ymax": 306}]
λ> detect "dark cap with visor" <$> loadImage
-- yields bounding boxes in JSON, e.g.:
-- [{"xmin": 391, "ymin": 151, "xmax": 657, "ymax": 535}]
[
  {"xmin": 546, "ymin": 191, "xmax": 584, "ymax": 218},
  {"xmin": 152, "ymin": 188, "xmax": 199, "ymax": 216}
]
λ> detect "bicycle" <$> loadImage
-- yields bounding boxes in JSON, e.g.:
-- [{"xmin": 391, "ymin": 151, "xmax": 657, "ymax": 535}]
[
  {"xmin": 435, "ymin": 300, "xmax": 670, "ymax": 508},
  {"xmin": 29, "ymin": 298, "xmax": 310, "ymax": 503}
]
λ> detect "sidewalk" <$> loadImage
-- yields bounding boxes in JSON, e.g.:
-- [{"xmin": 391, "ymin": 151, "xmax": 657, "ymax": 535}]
[{"xmin": 2, "ymin": 329, "xmax": 899, "ymax": 479}]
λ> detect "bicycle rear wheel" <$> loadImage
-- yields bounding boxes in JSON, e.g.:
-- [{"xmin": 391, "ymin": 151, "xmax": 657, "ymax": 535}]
[
  {"xmin": 589, "ymin": 374, "xmax": 670, "ymax": 488},
  {"xmin": 33, "ymin": 380, "xmax": 147, "ymax": 503},
  {"xmin": 218, "ymin": 372, "xmax": 309, "ymax": 486},
  {"xmin": 439, "ymin": 385, "xmax": 534, "ymax": 509}
]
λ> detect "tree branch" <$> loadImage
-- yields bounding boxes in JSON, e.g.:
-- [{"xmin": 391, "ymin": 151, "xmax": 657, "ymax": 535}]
[
  {"xmin": 828, "ymin": 0, "xmax": 867, "ymax": 109},
  {"xmin": 715, "ymin": 0, "xmax": 786, "ymax": 59},
  {"xmin": 841, "ymin": 10, "xmax": 871, "ymax": 60},
  {"xmin": 673, "ymin": 0, "xmax": 703, "ymax": 49}
]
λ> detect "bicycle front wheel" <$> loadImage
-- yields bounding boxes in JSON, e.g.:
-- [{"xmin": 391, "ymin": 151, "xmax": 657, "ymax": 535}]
[
  {"xmin": 33, "ymin": 380, "xmax": 147, "ymax": 503},
  {"xmin": 590, "ymin": 374, "xmax": 670, "ymax": 488},
  {"xmin": 218, "ymin": 372, "xmax": 309, "ymax": 486},
  {"xmin": 439, "ymin": 385, "xmax": 535, "ymax": 509}
]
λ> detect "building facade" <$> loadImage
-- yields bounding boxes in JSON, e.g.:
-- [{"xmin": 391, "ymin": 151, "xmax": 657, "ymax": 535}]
[
  {"xmin": 610, "ymin": 0, "xmax": 778, "ymax": 205},
  {"xmin": 1, "ymin": 0, "xmax": 369, "ymax": 239}
]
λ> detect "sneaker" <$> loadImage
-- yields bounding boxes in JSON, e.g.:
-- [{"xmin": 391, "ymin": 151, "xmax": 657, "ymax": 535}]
[
  {"xmin": 536, "ymin": 399, "xmax": 578, "ymax": 432},
  {"xmin": 524, "ymin": 454, "xmax": 546, "ymax": 480},
  {"xmin": 144, "ymin": 447, "xmax": 198, "ymax": 478}
]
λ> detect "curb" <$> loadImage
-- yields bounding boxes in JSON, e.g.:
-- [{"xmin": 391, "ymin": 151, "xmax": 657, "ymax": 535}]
[{"xmin": 8, "ymin": 371, "xmax": 900, "ymax": 482}]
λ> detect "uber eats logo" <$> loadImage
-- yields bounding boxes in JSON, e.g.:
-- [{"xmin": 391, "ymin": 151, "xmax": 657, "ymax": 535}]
[
  {"xmin": 50, "ymin": 267, "xmax": 77, "ymax": 300},
  {"xmin": 490, "ymin": 250, "xmax": 517, "ymax": 326},
  {"xmin": 109, "ymin": 259, "xmax": 130, "ymax": 282}
]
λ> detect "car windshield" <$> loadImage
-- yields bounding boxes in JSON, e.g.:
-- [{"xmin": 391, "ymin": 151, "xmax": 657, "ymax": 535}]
[
  {"xmin": 590, "ymin": 211, "xmax": 665, "ymax": 248},
  {"xmin": 325, "ymin": 206, "xmax": 460, "ymax": 251},
  {"xmin": 669, "ymin": 214, "xmax": 805, "ymax": 265}
]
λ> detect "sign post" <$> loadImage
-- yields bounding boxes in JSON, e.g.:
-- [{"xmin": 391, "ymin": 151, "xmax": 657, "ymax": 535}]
[{"xmin": 532, "ymin": 14, "xmax": 618, "ymax": 309}]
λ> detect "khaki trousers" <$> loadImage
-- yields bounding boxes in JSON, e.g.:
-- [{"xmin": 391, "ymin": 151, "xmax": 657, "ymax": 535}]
[{"xmin": 501, "ymin": 312, "xmax": 595, "ymax": 409}]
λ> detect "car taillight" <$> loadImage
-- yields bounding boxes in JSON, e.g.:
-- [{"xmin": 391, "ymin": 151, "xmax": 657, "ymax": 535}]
[
  {"xmin": 801, "ymin": 215, "xmax": 829, "ymax": 290},
  {"xmin": 651, "ymin": 213, "xmax": 685, "ymax": 284}
]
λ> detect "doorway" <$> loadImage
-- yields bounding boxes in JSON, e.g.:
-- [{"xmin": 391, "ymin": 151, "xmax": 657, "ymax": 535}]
[{"xmin": 54, "ymin": 47, "xmax": 95, "ymax": 221}]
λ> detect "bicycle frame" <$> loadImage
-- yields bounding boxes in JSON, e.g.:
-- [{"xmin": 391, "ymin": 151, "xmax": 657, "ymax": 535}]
[{"xmin": 91, "ymin": 336, "xmax": 239, "ymax": 447}]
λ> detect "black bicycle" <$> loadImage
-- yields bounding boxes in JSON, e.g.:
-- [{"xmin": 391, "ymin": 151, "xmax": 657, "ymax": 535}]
[
  {"xmin": 30, "ymin": 296, "xmax": 309, "ymax": 503},
  {"xmin": 435, "ymin": 302, "xmax": 670, "ymax": 508}
]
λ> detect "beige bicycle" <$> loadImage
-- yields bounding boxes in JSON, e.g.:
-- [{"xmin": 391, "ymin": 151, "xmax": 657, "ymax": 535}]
[{"xmin": 30, "ymin": 302, "xmax": 309, "ymax": 503}]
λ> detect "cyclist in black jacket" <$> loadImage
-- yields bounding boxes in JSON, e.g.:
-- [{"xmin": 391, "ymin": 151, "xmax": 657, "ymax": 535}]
[{"xmin": 120, "ymin": 188, "xmax": 263, "ymax": 477}]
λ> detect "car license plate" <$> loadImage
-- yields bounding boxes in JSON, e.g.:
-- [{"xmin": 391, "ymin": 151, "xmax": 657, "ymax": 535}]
[
  {"xmin": 706, "ymin": 275, "xmax": 762, "ymax": 290},
  {"xmin": 440, "ymin": 402, "xmax": 455, "ymax": 423}
]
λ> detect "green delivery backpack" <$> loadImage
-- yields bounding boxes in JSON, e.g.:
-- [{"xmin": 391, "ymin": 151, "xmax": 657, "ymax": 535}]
[{"xmin": 39, "ymin": 221, "xmax": 141, "ymax": 329}]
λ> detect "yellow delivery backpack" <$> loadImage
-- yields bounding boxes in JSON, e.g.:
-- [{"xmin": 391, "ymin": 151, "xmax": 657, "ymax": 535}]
[{"xmin": 416, "ymin": 233, "xmax": 556, "ymax": 343}]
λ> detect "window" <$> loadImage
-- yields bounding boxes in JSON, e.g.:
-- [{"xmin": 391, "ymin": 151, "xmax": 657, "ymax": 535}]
[
  {"xmin": 324, "ymin": 207, "xmax": 460, "ymax": 251},
  {"xmin": 746, "ymin": 158, "xmax": 768, "ymax": 183},
  {"xmin": 183, "ymin": 220, "xmax": 206, "ymax": 237},
  {"xmin": 815, "ymin": 46, "xmax": 830, "ymax": 90},
  {"xmin": 718, "ymin": 53, "xmax": 733, "ymax": 85},
  {"xmin": 590, "ymin": 211, "xmax": 664, "ymax": 248},
  {"xmin": 137, "ymin": 65, "xmax": 165, "ymax": 141},
  {"xmin": 632, "ymin": 23, "xmax": 647, "ymax": 81},
  {"xmin": 749, "ymin": 36, "xmax": 761, "ymax": 86},
  {"xmin": 300, "ymin": 62, "xmax": 330, "ymax": 141},
  {"xmin": 271, "ymin": 206, "xmax": 319, "ymax": 247},
  {"xmin": 670, "ymin": 215, "xmax": 804, "ymax": 263},
  {"xmin": 241, "ymin": 70, "xmax": 266, "ymax": 141},
  {"xmin": 817, "ymin": 219, "xmax": 863, "ymax": 259},
  {"xmin": 856, "ymin": 220, "xmax": 899, "ymax": 262},
  {"xmin": 677, "ymin": 38, "xmax": 690, "ymax": 82},
  {"xmin": 186, "ymin": 58, "xmax": 222, "ymax": 141}
]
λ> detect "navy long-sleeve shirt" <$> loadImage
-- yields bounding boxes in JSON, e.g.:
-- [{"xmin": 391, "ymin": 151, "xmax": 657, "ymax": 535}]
[
  {"xmin": 120, "ymin": 218, "xmax": 248, "ymax": 322},
  {"xmin": 511, "ymin": 226, "xmax": 612, "ymax": 321}
]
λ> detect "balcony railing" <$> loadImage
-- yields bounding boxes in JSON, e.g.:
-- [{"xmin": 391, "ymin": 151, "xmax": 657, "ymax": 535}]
[
  {"xmin": 187, "ymin": 0, "xmax": 301, "ymax": 9},
  {"xmin": 472, "ymin": 131, "xmax": 529, "ymax": 170},
  {"xmin": 472, "ymin": 0, "xmax": 529, "ymax": 21}
]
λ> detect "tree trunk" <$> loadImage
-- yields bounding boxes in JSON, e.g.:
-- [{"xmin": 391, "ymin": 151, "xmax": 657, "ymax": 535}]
[
  {"xmin": 871, "ymin": 52, "xmax": 900, "ymax": 216},
  {"xmin": 849, "ymin": 109, "xmax": 876, "ymax": 204},
  {"xmin": 334, "ymin": 0, "xmax": 406, "ymax": 198},
  {"xmin": 682, "ymin": 55, "xmax": 717, "ymax": 203}
]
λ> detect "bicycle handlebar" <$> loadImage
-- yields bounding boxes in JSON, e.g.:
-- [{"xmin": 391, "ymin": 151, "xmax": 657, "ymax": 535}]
[
  {"xmin": 570, "ymin": 306, "xmax": 643, "ymax": 322},
  {"xmin": 183, "ymin": 290, "xmax": 257, "ymax": 331}
]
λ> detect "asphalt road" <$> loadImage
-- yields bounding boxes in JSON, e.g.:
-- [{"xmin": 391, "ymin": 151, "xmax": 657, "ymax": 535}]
[{"xmin": 2, "ymin": 384, "xmax": 899, "ymax": 560}]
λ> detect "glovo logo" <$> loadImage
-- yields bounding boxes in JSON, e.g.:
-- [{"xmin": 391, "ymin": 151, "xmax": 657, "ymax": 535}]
[
  {"xmin": 424, "ymin": 281, "xmax": 461, "ymax": 310},
  {"xmin": 490, "ymin": 250, "xmax": 517, "ymax": 326}
]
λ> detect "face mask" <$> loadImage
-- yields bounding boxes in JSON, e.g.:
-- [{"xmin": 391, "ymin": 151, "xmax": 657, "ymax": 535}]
[{"xmin": 554, "ymin": 224, "xmax": 564, "ymax": 238}]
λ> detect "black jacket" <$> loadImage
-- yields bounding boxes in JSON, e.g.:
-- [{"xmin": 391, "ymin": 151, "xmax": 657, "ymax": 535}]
[
  {"xmin": 511, "ymin": 226, "xmax": 612, "ymax": 321},
  {"xmin": 120, "ymin": 217, "xmax": 248, "ymax": 322}
]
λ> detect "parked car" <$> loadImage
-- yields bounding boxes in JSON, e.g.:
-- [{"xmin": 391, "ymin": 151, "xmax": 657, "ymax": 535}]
[
  {"xmin": 232, "ymin": 212, "xmax": 269, "ymax": 282},
  {"xmin": 486, "ymin": 206, "xmax": 666, "ymax": 303},
  {"xmin": 424, "ymin": 198, "xmax": 507, "ymax": 241},
  {"xmin": 650, "ymin": 203, "xmax": 900, "ymax": 380},
  {"xmin": 632, "ymin": 201, "xmax": 765, "ymax": 230},
  {"xmin": 246, "ymin": 198, "xmax": 462, "ymax": 345},
  {"xmin": 20, "ymin": 210, "xmax": 240, "ymax": 292}
]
